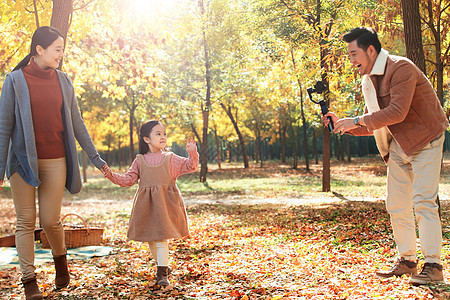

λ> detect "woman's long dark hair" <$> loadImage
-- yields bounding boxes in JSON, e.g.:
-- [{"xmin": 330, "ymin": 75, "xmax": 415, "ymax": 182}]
[
  {"xmin": 139, "ymin": 120, "xmax": 164, "ymax": 154},
  {"xmin": 13, "ymin": 26, "xmax": 64, "ymax": 71}
]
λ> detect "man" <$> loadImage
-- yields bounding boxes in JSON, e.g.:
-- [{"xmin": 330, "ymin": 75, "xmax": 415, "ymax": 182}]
[{"xmin": 324, "ymin": 27, "xmax": 448, "ymax": 285}]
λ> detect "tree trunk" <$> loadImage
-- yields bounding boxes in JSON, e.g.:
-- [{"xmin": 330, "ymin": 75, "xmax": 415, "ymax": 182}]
[
  {"xmin": 33, "ymin": 0, "xmax": 40, "ymax": 27},
  {"xmin": 346, "ymin": 135, "xmax": 351, "ymax": 162},
  {"xmin": 322, "ymin": 126, "xmax": 331, "ymax": 192},
  {"xmin": 106, "ymin": 136, "xmax": 111, "ymax": 166},
  {"xmin": 50, "ymin": 0, "xmax": 73, "ymax": 69},
  {"xmin": 291, "ymin": 49, "xmax": 310, "ymax": 171},
  {"xmin": 81, "ymin": 151, "xmax": 87, "ymax": 183},
  {"xmin": 436, "ymin": 60, "xmax": 444, "ymax": 106},
  {"xmin": 317, "ymin": 0, "xmax": 331, "ymax": 192},
  {"xmin": 291, "ymin": 124, "xmax": 298, "ymax": 169},
  {"xmin": 199, "ymin": 107, "xmax": 210, "ymax": 183},
  {"xmin": 118, "ymin": 136, "xmax": 122, "ymax": 169},
  {"xmin": 219, "ymin": 102, "xmax": 249, "ymax": 168},
  {"xmin": 128, "ymin": 102, "xmax": 135, "ymax": 163},
  {"xmin": 254, "ymin": 129, "xmax": 260, "ymax": 163},
  {"xmin": 260, "ymin": 136, "xmax": 263, "ymax": 168},
  {"xmin": 357, "ymin": 137, "xmax": 363, "ymax": 156},
  {"xmin": 300, "ymin": 116, "xmax": 310, "ymax": 170},
  {"xmin": 424, "ymin": 0, "xmax": 445, "ymax": 106},
  {"xmin": 199, "ymin": 0, "xmax": 211, "ymax": 182},
  {"xmin": 279, "ymin": 121, "xmax": 286, "ymax": 163},
  {"xmin": 333, "ymin": 134, "xmax": 339, "ymax": 159},
  {"xmin": 255, "ymin": 140, "xmax": 259, "ymax": 163},
  {"xmin": 256, "ymin": 126, "xmax": 263, "ymax": 168},
  {"xmin": 401, "ymin": 0, "xmax": 426, "ymax": 74},
  {"xmin": 337, "ymin": 136, "xmax": 341, "ymax": 160},
  {"xmin": 312, "ymin": 127, "xmax": 318, "ymax": 164},
  {"xmin": 79, "ymin": 109, "xmax": 88, "ymax": 182},
  {"xmin": 320, "ymin": 77, "xmax": 331, "ymax": 191},
  {"xmin": 214, "ymin": 127, "xmax": 222, "ymax": 169},
  {"xmin": 51, "ymin": 0, "xmax": 73, "ymax": 40},
  {"xmin": 190, "ymin": 123, "xmax": 201, "ymax": 145}
]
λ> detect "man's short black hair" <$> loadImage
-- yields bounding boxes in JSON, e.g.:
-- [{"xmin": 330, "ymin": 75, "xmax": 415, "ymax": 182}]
[{"xmin": 343, "ymin": 27, "xmax": 382, "ymax": 53}]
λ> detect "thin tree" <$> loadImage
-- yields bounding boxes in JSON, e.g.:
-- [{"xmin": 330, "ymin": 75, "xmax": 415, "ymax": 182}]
[
  {"xmin": 219, "ymin": 102, "xmax": 250, "ymax": 168},
  {"xmin": 199, "ymin": 0, "xmax": 212, "ymax": 182},
  {"xmin": 213, "ymin": 125, "xmax": 222, "ymax": 169},
  {"xmin": 291, "ymin": 49, "xmax": 310, "ymax": 171},
  {"xmin": 421, "ymin": 0, "xmax": 450, "ymax": 106}
]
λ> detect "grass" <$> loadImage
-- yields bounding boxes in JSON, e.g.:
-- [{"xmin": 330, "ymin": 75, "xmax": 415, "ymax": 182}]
[
  {"xmin": 66, "ymin": 154, "xmax": 443, "ymax": 200},
  {"xmin": 2, "ymin": 154, "xmax": 449, "ymax": 202},
  {"xmin": 81, "ymin": 156, "xmax": 390, "ymax": 200}
]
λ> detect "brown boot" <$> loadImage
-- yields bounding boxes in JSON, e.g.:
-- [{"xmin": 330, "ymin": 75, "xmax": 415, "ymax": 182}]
[
  {"xmin": 21, "ymin": 276, "xmax": 43, "ymax": 300},
  {"xmin": 53, "ymin": 254, "xmax": 70, "ymax": 289},
  {"xmin": 409, "ymin": 262, "xmax": 444, "ymax": 285},
  {"xmin": 375, "ymin": 257, "xmax": 417, "ymax": 278},
  {"xmin": 156, "ymin": 266, "xmax": 170, "ymax": 286}
]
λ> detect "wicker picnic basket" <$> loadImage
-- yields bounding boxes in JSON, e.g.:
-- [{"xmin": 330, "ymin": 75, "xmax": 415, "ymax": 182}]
[{"xmin": 40, "ymin": 213, "xmax": 104, "ymax": 249}]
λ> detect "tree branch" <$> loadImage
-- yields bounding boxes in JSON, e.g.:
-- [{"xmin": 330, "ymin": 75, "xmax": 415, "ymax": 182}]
[
  {"xmin": 33, "ymin": 0, "xmax": 40, "ymax": 27},
  {"xmin": 0, "ymin": 43, "xmax": 24, "ymax": 71},
  {"xmin": 73, "ymin": 0, "xmax": 96, "ymax": 11}
]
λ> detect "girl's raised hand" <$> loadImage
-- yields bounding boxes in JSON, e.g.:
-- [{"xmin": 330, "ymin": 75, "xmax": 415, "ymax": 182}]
[{"xmin": 185, "ymin": 137, "xmax": 197, "ymax": 152}]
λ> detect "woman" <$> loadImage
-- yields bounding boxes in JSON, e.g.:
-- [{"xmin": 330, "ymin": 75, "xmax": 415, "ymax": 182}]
[{"xmin": 0, "ymin": 26, "xmax": 109, "ymax": 300}]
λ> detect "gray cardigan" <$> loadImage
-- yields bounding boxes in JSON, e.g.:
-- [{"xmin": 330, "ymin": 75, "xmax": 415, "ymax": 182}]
[{"xmin": 0, "ymin": 69, "xmax": 106, "ymax": 194}]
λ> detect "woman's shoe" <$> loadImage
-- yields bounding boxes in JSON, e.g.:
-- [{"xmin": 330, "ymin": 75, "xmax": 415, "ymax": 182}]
[
  {"xmin": 21, "ymin": 275, "xmax": 43, "ymax": 300},
  {"xmin": 53, "ymin": 254, "xmax": 70, "ymax": 289}
]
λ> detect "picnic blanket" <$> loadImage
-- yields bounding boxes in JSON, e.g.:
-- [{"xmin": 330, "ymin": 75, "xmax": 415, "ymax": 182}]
[{"xmin": 0, "ymin": 245, "xmax": 114, "ymax": 269}]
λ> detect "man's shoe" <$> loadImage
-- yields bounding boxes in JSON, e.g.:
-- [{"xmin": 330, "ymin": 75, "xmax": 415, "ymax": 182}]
[
  {"xmin": 409, "ymin": 262, "xmax": 444, "ymax": 285},
  {"xmin": 375, "ymin": 257, "xmax": 417, "ymax": 278}
]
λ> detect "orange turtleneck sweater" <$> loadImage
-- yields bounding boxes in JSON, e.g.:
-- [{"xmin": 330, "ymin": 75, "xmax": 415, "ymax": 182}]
[{"xmin": 22, "ymin": 58, "xmax": 65, "ymax": 159}]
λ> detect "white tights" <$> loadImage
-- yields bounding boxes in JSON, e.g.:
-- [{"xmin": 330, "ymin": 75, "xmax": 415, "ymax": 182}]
[{"xmin": 148, "ymin": 240, "xmax": 169, "ymax": 266}]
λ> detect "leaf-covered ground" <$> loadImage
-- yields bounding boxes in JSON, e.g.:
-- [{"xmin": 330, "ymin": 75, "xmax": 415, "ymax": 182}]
[{"xmin": 1, "ymin": 158, "xmax": 450, "ymax": 299}]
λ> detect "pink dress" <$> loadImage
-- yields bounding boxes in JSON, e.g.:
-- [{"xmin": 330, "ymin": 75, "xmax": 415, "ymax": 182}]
[{"xmin": 108, "ymin": 150, "xmax": 199, "ymax": 242}]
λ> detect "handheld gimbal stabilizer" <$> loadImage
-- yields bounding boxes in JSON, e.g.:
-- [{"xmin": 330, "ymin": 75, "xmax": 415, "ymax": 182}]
[{"xmin": 307, "ymin": 81, "xmax": 334, "ymax": 131}]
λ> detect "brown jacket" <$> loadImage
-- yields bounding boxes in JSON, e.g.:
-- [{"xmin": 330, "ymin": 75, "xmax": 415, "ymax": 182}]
[{"xmin": 349, "ymin": 54, "xmax": 448, "ymax": 160}]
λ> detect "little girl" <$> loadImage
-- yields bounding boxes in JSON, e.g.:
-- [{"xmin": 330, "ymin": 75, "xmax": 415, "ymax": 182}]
[{"xmin": 103, "ymin": 119, "xmax": 198, "ymax": 286}]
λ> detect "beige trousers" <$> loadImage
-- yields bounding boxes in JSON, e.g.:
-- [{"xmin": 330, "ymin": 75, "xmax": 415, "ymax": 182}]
[
  {"xmin": 386, "ymin": 134, "xmax": 444, "ymax": 264},
  {"xmin": 10, "ymin": 158, "xmax": 67, "ymax": 280}
]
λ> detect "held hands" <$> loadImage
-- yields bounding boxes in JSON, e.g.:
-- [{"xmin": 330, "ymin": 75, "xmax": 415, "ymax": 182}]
[
  {"xmin": 100, "ymin": 164, "xmax": 112, "ymax": 179},
  {"xmin": 322, "ymin": 112, "xmax": 361, "ymax": 135},
  {"xmin": 185, "ymin": 137, "xmax": 197, "ymax": 152}
]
